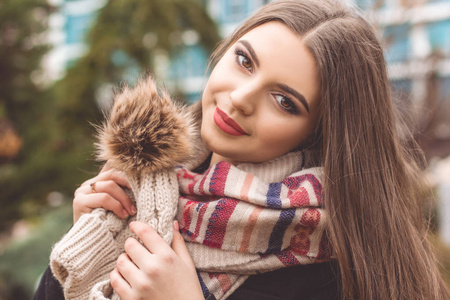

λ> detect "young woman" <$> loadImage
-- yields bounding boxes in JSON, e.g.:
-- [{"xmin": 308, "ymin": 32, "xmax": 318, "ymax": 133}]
[{"xmin": 34, "ymin": 0, "xmax": 449, "ymax": 299}]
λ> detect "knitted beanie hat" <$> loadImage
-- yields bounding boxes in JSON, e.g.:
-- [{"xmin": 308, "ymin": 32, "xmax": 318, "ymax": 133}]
[
  {"xmin": 95, "ymin": 76, "xmax": 208, "ymax": 243},
  {"xmin": 50, "ymin": 76, "xmax": 210, "ymax": 300}
]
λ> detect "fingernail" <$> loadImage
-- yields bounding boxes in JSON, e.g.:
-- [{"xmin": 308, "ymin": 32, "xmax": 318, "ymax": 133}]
[
  {"xmin": 131, "ymin": 205, "xmax": 137, "ymax": 214},
  {"xmin": 129, "ymin": 221, "xmax": 135, "ymax": 227},
  {"xmin": 122, "ymin": 209, "xmax": 129, "ymax": 217},
  {"xmin": 173, "ymin": 220, "xmax": 179, "ymax": 231}
]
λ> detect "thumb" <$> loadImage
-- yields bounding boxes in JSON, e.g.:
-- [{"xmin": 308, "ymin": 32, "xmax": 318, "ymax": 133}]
[{"xmin": 171, "ymin": 221, "xmax": 195, "ymax": 268}]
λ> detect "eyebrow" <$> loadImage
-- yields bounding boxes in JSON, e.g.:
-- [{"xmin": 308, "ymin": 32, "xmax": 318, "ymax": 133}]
[
  {"xmin": 237, "ymin": 39, "xmax": 310, "ymax": 114},
  {"xmin": 277, "ymin": 83, "xmax": 310, "ymax": 114},
  {"xmin": 237, "ymin": 40, "xmax": 260, "ymax": 68}
]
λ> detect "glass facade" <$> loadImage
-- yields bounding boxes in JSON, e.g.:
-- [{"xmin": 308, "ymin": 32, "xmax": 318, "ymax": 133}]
[
  {"xmin": 383, "ymin": 24, "xmax": 411, "ymax": 63},
  {"xmin": 50, "ymin": 0, "xmax": 450, "ymax": 103},
  {"xmin": 428, "ymin": 19, "xmax": 450, "ymax": 53}
]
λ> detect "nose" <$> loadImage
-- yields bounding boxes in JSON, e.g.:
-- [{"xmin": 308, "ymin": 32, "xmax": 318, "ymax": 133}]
[{"xmin": 229, "ymin": 80, "xmax": 260, "ymax": 115}]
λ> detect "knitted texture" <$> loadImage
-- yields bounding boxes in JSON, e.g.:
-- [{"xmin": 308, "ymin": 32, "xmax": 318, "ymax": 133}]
[
  {"xmin": 178, "ymin": 151, "xmax": 332, "ymax": 299},
  {"xmin": 133, "ymin": 170, "xmax": 179, "ymax": 244},
  {"xmin": 50, "ymin": 76, "xmax": 199, "ymax": 300},
  {"xmin": 50, "ymin": 209, "xmax": 128, "ymax": 300}
]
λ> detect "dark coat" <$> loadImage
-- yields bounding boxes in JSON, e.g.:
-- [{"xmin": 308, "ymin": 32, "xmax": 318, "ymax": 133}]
[{"xmin": 33, "ymin": 261, "xmax": 341, "ymax": 300}]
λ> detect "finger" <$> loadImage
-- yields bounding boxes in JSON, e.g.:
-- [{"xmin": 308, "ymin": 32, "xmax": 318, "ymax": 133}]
[
  {"xmin": 101, "ymin": 162, "xmax": 112, "ymax": 172},
  {"xmin": 102, "ymin": 169, "xmax": 132, "ymax": 190},
  {"xmin": 78, "ymin": 193, "xmax": 130, "ymax": 218},
  {"xmin": 116, "ymin": 253, "xmax": 141, "ymax": 286},
  {"xmin": 171, "ymin": 221, "xmax": 195, "ymax": 269},
  {"xmin": 124, "ymin": 237, "xmax": 154, "ymax": 269},
  {"xmin": 73, "ymin": 194, "xmax": 97, "ymax": 223},
  {"xmin": 80, "ymin": 169, "xmax": 132, "ymax": 190},
  {"xmin": 93, "ymin": 180, "xmax": 135, "ymax": 216},
  {"xmin": 129, "ymin": 221, "xmax": 170, "ymax": 254},
  {"xmin": 77, "ymin": 178, "xmax": 136, "ymax": 216},
  {"xmin": 110, "ymin": 267, "xmax": 132, "ymax": 298}
]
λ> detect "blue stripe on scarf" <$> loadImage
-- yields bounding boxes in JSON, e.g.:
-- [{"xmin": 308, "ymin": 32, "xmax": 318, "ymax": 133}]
[
  {"xmin": 266, "ymin": 208, "xmax": 296, "ymax": 253},
  {"xmin": 267, "ymin": 182, "xmax": 282, "ymax": 208},
  {"xmin": 197, "ymin": 271, "xmax": 211, "ymax": 298}
]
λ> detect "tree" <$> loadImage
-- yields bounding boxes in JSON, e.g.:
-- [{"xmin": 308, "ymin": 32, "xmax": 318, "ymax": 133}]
[
  {"xmin": 0, "ymin": 0, "xmax": 54, "ymax": 230},
  {"xmin": 54, "ymin": 0, "xmax": 220, "ymax": 135},
  {"xmin": 49, "ymin": 0, "xmax": 221, "ymax": 195},
  {"xmin": 0, "ymin": 0, "xmax": 220, "ymax": 230}
]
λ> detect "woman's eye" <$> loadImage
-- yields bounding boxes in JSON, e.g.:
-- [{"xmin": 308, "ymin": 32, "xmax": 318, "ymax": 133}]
[
  {"xmin": 239, "ymin": 55, "xmax": 252, "ymax": 69},
  {"xmin": 274, "ymin": 94, "xmax": 298, "ymax": 114},
  {"xmin": 235, "ymin": 50, "xmax": 253, "ymax": 71}
]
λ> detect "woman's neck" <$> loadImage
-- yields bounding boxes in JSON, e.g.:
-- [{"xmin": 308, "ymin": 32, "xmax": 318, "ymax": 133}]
[{"xmin": 209, "ymin": 152, "xmax": 237, "ymax": 166}]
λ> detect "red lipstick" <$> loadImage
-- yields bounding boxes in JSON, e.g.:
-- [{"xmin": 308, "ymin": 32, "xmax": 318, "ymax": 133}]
[{"xmin": 213, "ymin": 107, "xmax": 247, "ymax": 136}]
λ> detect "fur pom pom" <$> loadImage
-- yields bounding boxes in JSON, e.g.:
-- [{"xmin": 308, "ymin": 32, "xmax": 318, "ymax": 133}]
[{"xmin": 95, "ymin": 76, "xmax": 194, "ymax": 175}]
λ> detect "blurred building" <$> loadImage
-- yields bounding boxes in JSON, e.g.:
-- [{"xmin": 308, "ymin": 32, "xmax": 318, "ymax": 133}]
[
  {"xmin": 44, "ymin": 0, "xmax": 106, "ymax": 81},
  {"xmin": 44, "ymin": 0, "xmax": 450, "ymax": 117},
  {"xmin": 360, "ymin": 0, "xmax": 450, "ymax": 100},
  {"xmin": 357, "ymin": 0, "xmax": 450, "ymax": 159},
  {"xmin": 356, "ymin": 0, "xmax": 450, "ymax": 244},
  {"xmin": 43, "ymin": 0, "xmax": 272, "ymax": 101}
]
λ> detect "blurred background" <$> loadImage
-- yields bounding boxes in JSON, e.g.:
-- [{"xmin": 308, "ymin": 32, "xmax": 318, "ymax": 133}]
[{"xmin": 0, "ymin": 0, "xmax": 449, "ymax": 298}]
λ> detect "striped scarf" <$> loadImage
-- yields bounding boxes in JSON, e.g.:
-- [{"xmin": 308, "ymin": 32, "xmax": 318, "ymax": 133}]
[{"xmin": 176, "ymin": 152, "xmax": 332, "ymax": 299}]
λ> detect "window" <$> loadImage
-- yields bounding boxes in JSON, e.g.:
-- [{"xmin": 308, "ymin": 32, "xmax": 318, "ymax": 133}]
[
  {"xmin": 428, "ymin": 20, "xmax": 450, "ymax": 54},
  {"xmin": 383, "ymin": 24, "xmax": 411, "ymax": 63},
  {"xmin": 221, "ymin": 0, "xmax": 248, "ymax": 23}
]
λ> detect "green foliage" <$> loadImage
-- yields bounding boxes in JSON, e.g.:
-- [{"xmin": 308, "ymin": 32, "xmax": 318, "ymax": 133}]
[
  {"xmin": 0, "ymin": 0, "xmax": 57, "ymax": 230},
  {"xmin": 0, "ymin": 0, "xmax": 51, "ymax": 128},
  {"xmin": 45, "ymin": 1, "xmax": 221, "ymax": 218},
  {"xmin": 54, "ymin": 0, "xmax": 220, "ymax": 133},
  {"xmin": 0, "ymin": 0, "xmax": 220, "ymax": 231},
  {"xmin": 0, "ymin": 204, "xmax": 73, "ymax": 300}
]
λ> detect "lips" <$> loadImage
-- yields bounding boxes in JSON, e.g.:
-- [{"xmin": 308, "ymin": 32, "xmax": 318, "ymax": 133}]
[{"xmin": 213, "ymin": 107, "xmax": 247, "ymax": 136}]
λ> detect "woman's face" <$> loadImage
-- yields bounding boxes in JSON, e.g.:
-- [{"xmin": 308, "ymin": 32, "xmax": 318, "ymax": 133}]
[{"xmin": 201, "ymin": 22, "xmax": 320, "ymax": 165}]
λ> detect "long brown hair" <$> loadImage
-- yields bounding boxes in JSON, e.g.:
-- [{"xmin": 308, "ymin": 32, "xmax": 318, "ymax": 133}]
[{"xmin": 208, "ymin": 0, "xmax": 450, "ymax": 299}]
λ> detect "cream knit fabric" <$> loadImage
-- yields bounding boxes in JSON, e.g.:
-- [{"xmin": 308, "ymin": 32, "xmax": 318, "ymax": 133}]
[
  {"xmin": 50, "ymin": 76, "xmax": 206, "ymax": 299},
  {"xmin": 50, "ymin": 169, "xmax": 180, "ymax": 300}
]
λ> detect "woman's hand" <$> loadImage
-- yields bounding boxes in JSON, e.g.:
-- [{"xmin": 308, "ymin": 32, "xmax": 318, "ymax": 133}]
[
  {"xmin": 110, "ymin": 221, "xmax": 204, "ymax": 300},
  {"xmin": 72, "ymin": 166, "xmax": 136, "ymax": 224}
]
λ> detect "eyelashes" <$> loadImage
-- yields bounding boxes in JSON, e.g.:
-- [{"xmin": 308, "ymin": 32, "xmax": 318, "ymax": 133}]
[
  {"xmin": 273, "ymin": 94, "xmax": 298, "ymax": 114},
  {"xmin": 235, "ymin": 48, "xmax": 253, "ymax": 71},
  {"xmin": 233, "ymin": 46, "xmax": 299, "ymax": 115}
]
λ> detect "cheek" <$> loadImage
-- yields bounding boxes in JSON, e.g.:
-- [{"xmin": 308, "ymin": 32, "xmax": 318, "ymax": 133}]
[
  {"xmin": 258, "ymin": 119, "xmax": 314, "ymax": 151},
  {"xmin": 203, "ymin": 58, "xmax": 237, "ymax": 94}
]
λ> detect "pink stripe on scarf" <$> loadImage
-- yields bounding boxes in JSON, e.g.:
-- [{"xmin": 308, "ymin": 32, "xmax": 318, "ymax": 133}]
[
  {"xmin": 240, "ymin": 173, "xmax": 253, "ymax": 201},
  {"xmin": 239, "ymin": 206, "xmax": 263, "ymax": 252},
  {"xmin": 210, "ymin": 273, "xmax": 232, "ymax": 294}
]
